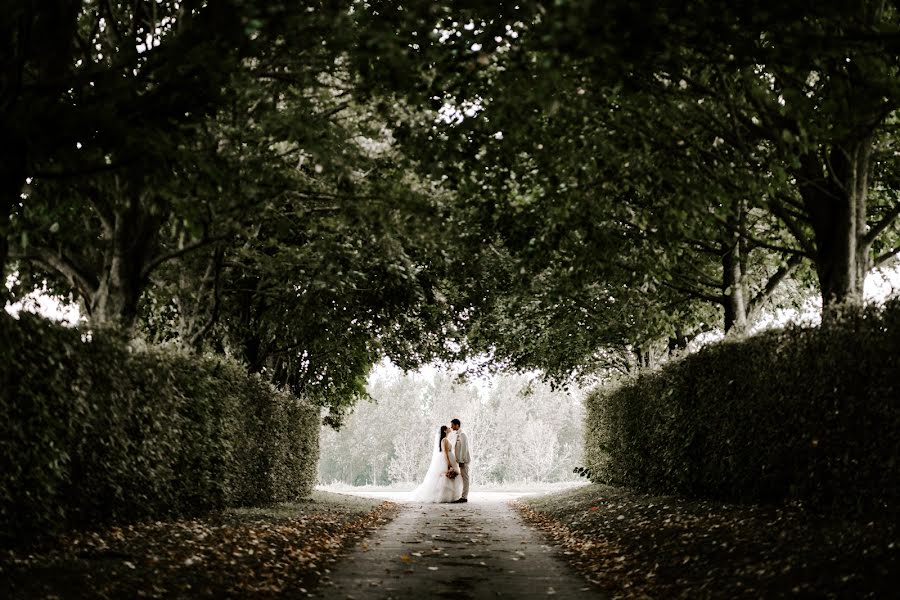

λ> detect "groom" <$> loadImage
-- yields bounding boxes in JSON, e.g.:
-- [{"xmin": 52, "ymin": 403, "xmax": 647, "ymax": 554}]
[{"xmin": 450, "ymin": 418, "xmax": 470, "ymax": 503}]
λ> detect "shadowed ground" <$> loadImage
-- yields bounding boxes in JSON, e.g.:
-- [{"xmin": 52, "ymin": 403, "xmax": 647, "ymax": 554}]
[
  {"xmin": 315, "ymin": 492, "xmax": 602, "ymax": 599},
  {"xmin": 0, "ymin": 492, "xmax": 397, "ymax": 599}
]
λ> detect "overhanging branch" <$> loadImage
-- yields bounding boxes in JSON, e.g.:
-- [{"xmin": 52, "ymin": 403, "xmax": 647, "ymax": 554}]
[
  {"xmin": 864, "ymin": 201, "xmax": 900, "ymax": 246},
  {"xmin": 141, "ymin": 234, "xmax": 228, "ymax": 279},
  {"xmin": 661, "ymin": 279, "xmax": 725, "ymax": 305},
  {"xmin": 11, "ymin": 246, "xmax": 99, "ymax": 297},
  {"xmin": 747, "ymin": 253, "xmax": 805, "ymax": 316},
  {"xmin": 875, "ymin": 245, "xmax": 900, "ymax": 267}
]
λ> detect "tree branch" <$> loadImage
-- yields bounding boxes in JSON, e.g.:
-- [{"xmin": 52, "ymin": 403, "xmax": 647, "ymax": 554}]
[
  {"xmin": 32, "ymin": 156, "xmax": 136, "ymax": 179},
  {"xmin": 141, "ymin": 235, "xmax": 227, "ymax": 278},
  {"xmin": 99, "ymin": 0, "xmax": 125, "ymax": 47},
  {"xmin": 747, "ymin": 253, "xmax": 805, "ymax": 316},
  {"xmin": 688, "ymin": 239, "xmax": 724, "ymax": 255},
  {"xmin": 712, "ymin": 212, "xmax": 813, "ymax": 258},
  {"xmin": 84, "ymin": 187, "xmax": 115, "ymax": 237},
  {"xmin": 678, "ymin": 257, "xmax": 725, "ymax": 289},
  {"xmin": 864, "ymin": 200, "xmax": 900, "ymax": 246},
  {"xmin": 875, "ymin": 245, "xmax": 900, "ymax": 268},
  {"xmin": 188, "ymin": 247, "xmax": 224, "ymax": 349},
  {"xmin": 767, "ymin": 194, "xmax": 816, "ymax": 255},
  {"xmin": 319, "ymin": 101, "xmax": 351, "ymax": 122},
  {"xmin": 661, "ymin": 279, "xmax": 725, "ymax": 305},
  {"xmin": 11, "ymin": 247, "xmax": 98, "ymax": 297}
]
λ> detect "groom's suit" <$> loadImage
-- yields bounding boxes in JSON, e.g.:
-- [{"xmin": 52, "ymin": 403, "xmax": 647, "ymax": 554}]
[{"xmin": 454, "ymin": 430, "xmax": 471, "ymax": 499}]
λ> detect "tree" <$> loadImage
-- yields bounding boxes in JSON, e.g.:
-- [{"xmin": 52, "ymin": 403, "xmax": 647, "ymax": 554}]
[
  {"xmin": 344, "ymin": 0, "xmax": 900, "ymax": 394},
  {"xmin": 1, "ymin": 1, "xmax": 83, "ymax": 278},
  {"xmin": 346, "ymin": 2, "xmax": 819, "ymax": 382},
  {"xmin": 525, "ymin": 0, "xmax": 900, "ymax": 313},
  {"xmin": 6, "ymin": 2, "xmax": 473, "ymax": 422},
  {"xmin": 4, "ymin": 1, "xmax": 269, "ymax": 327},
  {"xmin": 388, "ymin": 433, "xmax": 427, "ymax": 483}
]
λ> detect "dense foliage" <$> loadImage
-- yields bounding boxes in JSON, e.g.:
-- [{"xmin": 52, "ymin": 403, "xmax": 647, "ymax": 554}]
[
  {"xmin": 3, "ymin": 1, "xmax": 467, "ymax": 424},
  {"xmin": 6, "ymin": 0, "xmax": 900, "ymax": 391},
  {"xmin": 0, "ymin": 314, "xmax": 318, "ymax": 544},
  {"xmin": 583, "ymin": 301, "xmax": 900, "ymax": 514},
  {"xmin": 355, "ymin": 0, "xmax": 900, "ymax": 380}
]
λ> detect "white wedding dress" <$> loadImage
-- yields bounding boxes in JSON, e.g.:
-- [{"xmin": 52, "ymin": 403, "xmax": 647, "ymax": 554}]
[{"xmin": 410, "ymin": 433, "xmax": 463, "ymax": 503}]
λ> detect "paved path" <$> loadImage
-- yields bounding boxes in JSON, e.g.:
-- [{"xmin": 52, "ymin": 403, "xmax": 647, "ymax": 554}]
[{"xmin": 315, "ymin": 492, "xmax": 602, "ymax": 599}]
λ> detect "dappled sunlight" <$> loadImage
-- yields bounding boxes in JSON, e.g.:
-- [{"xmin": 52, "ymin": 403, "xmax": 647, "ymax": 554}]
[{"xmin": 4, "ymin": 273, "xmax": 81, "ymax": 325}]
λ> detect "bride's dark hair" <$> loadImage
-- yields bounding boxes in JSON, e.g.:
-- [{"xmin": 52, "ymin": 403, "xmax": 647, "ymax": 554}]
[{"xmin": 437, "ymin": 425, "xmax": 448, "ymax": 450}]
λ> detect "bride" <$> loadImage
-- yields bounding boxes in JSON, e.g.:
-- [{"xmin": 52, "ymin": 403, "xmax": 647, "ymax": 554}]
[{"xmin": 410, "ymin": 425, "xmax": 463, "ymax": 503}]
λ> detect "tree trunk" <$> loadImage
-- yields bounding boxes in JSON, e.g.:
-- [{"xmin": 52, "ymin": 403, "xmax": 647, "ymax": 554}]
[
  {"xmin": 238, "ymin": 278, "xmax": 268, "ymax": 373},
  {"xmin": 667, "ymin": 327, "xmax": 689, "ymax": 355},
  {"xmin": 0, "ymin": 145, "xmax": 26, "ymax": 282},
  {"xmin": 798, "ymin": 139, "xmax": 872, "ymax": 317},
  {"xmin": 634, "ymin": 345, "xmax": 654, "ymax": 369},
  {"xmin": 86, "ymin": 195, "xmax": 162, "ymax": 329},
  {"xmin": 738, "ymin": 199, "xmax": 751, "ymax": 306},
  {"xmin": 722, "ymin": 233, "xmax": 748, "ymax": 334},
  {"xmin": 89, "ymin": 274, "xmax": 145, "ymax": 329}
]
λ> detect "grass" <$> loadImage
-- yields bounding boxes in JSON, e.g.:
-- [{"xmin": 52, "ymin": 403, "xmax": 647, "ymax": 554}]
[
  {"xmin": 514, "ymin": 483, "xmax": 899, "ymax": 599},
  {"xmin": 1, "ymin": 491, "xmax": 398, "ymax": 599}
]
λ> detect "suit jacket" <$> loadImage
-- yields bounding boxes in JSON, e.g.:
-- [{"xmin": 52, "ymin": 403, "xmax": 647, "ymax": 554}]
[{"xmin": 454, "ymin": 430, "xmax": 471, "ymax": 464}]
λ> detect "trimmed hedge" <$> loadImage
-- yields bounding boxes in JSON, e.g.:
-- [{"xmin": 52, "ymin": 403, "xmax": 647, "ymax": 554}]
[
  {"xmin": 585, "ymin": 301, "xmax": 900, "ymax": 515},
  {"xmin": 0, "ymin": 313, "xmax": 319, "ymax": 544}
]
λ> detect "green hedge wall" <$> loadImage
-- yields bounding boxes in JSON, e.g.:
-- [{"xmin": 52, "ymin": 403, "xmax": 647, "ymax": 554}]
[
  {"xmin": 584, "ymin": 301, "xmax": 900, "ymax": 515},
  {"xmin": 0, "ymin": 314, "xmax": 319, "ymax": 544}
]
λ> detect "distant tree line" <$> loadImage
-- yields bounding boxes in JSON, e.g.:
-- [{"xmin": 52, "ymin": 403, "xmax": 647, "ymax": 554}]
[{"xmin": 318, "ymin": 369, "xmax": 584, "ymax": 485}]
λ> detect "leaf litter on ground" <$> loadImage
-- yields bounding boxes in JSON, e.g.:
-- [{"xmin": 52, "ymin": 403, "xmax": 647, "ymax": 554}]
[
  {"xmin": 1, "ymin": 491, "xmax": 399, "ymax": 599},
  {"xmin": 514, "ymin": 483, "xmax": 898, "ymax": 599}
]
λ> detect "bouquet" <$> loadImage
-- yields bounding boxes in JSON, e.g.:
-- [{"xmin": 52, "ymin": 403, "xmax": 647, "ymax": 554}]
[{"xmin": 446, "ymin": 468, "xmax": 459, "ymax": 479}]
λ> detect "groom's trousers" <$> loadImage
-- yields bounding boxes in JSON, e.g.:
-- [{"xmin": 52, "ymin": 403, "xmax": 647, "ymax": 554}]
[{"xmin": 459, "ymin": 463, "xmax": 470, "ymax": 499}]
